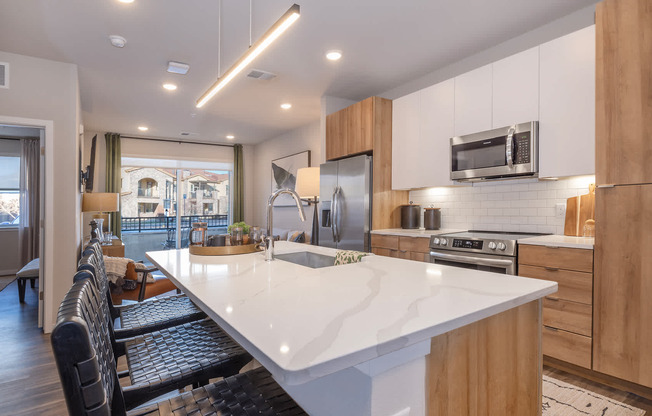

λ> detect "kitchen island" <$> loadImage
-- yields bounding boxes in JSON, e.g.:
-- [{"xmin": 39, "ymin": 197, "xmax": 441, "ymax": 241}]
[{"xmin": 147, "ymin": 241, "xmax": 557, "ymax": 416}]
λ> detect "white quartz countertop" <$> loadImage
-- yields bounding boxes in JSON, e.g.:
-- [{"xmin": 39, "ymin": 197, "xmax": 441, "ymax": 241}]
[
  {"xmin": 518, "ymin": 234, "xmax": 594, "ymax": 250},
  {"xmin": 371, "ymin": 228, "xmax": 463, "ymax": 238},
  {"xmin": 147, "ymin": 242, "xmax": 557, "ymax": 385}
]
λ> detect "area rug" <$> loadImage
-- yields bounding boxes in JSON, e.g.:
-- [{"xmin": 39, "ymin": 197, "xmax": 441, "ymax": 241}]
[
  {"xmin": 0, "ymin": 275, "xmax": 16, "ymax": 293},
  {"xmin": 543, "ymin": 375, "xmax": 646, "ymax": 416}
]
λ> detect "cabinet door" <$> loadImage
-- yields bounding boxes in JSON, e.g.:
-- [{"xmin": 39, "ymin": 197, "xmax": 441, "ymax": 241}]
[
  {"xmin": 391, "ymin": 91, "xmax": 420, "ymax": 190},
  {"xmin": 539, "ymin": 25, "xmax": 595, "ymax": 178},
  {"xmin": 326, "ymin": 107, "xmax": 347, "ymax": 161},
  {"xmin": 492, "ymin": 47, "xmax": 539, "ymax": 128},
  {"xmin": 593, "ymin": 185, "xmax": 652, "ymax": 387},
  {"xmin": 420, "ymin": 79, "xmax": 455, "ymax": 187},
  {"xmin": 596, "ymin": 1, "xmax": 652, "ymax": 185},
  {"xmin": 454, "ymin": 64, "xmax": 492, "ymax": 137},
  {"xmin": 347, "ymin": 98, "xmax": 374, "ymax": 156}
]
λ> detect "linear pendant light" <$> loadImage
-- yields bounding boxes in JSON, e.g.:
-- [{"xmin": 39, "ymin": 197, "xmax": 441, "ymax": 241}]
[{"xmin": 196, "ymin": 3, "xmax": 300, "ymax": 108}]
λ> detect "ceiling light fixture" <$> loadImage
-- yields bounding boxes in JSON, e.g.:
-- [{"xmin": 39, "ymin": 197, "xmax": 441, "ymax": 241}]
[
  {"xmin": 280, "ymin": 103, "xmax": 292, "ymax": 110},
  {"xmin": 196, "ymin": 4, "xmax": 301, "ymax": 108},
  {"xmin": 109, "ymin": 35, "xmax": 127, "ymax": 48},
  {"xmin": 163, "ymin": 83, "xmax": 177, "ymax": 91},
  {"xmin": 138, "ymin": 126, "xmax": 148, "ymax": 131},
  {"xmin": 118, "ymin": 0, "xmax": 134, "ymax": 3},
  {"xmin": 325, "ymin": 50, "xmax": 342, "ymax": 61},
  {"xmin": 226, "ymin": 135, "xmax": 235, "ymax": 140}
]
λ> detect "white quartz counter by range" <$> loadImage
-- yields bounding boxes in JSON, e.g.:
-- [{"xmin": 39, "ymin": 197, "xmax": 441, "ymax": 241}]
[
  {"xmin": 371, "ymin": 228, "xmax": 463, "ymax": 238},
  {"xmin": 147, "ymin": 242, "xmax": 556, "ymax": 415},
  {"xmin": 518, "ymin": 234, "xmax": 594, "ymax": 249}
]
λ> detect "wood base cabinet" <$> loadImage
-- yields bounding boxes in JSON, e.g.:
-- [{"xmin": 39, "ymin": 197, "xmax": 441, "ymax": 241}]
[
  {"xmin": 371, "ymin": 234, "xmax": 430, "ymax": 262},
  {"xmin": 518, "ymin": 244, "xmax": 593, "ymax": 369}
]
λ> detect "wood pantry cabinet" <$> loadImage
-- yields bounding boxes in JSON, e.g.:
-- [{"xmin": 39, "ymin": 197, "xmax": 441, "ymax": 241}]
[
  {"xmin": 518, "ymin": 244, "xmax": 594, "ymax": 369},
  {"xmin": 326, "ymin": 96, "xmax": 409, "ymax": 230},
  {"xmin": 371, "ymin": 234, "xmax": 431, "ymax": 262}
]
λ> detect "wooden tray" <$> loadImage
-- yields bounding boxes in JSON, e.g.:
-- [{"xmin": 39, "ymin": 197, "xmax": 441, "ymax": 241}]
[{"xmin": 189, "ymin": 244, "xmax": 262, "ymax": 256}]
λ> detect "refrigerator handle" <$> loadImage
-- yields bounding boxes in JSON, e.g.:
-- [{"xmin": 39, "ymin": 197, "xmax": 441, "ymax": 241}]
[
  {"xmin": 330, "ymin": 188, "xmax": 338, "ymax": 243},
  {"xmin": 335, "ymin": 186, "xmax": 342, "ymax": 243}
]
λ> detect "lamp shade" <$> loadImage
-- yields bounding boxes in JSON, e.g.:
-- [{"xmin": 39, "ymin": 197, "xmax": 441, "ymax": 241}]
[
  {"xmin": 295, "ymin": 167, "xmax": 320, "ymax": 199},
  {"xmin": 82, "ymin": 192, "xmax": 120, "ymax": 212}
]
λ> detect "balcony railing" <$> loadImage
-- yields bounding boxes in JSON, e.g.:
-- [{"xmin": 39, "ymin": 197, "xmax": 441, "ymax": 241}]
[
  {"xmin": 121, "ymin": 214, "xmax": 228, "ymax": 232},
  {"xmin": 137, "ymin": 189, "xmax": 159, "ymax": 198}
]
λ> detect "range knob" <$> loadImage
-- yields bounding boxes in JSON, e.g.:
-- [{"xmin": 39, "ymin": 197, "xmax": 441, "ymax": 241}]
[
  {"xmin": 433, "ymin": 238, "xmax": 440, "ymax": 245},
  {"xmin": 488, "ymin": 241, "xmax": 497, "ymax": 250},
  {"xmin": 440, "ymin": 238, "xmax": 448, "ymax": 246},
  {"xmin": 497, "ymin": 242, "xmax": 507, "ymax": 251}
]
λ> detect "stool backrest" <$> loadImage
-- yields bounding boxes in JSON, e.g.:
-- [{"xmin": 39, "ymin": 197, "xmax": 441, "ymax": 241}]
[
  {"xmin": 79, "ymin": 245, "xmax": 119, "ymax": 320},
  {"xmin": 51, "ymin": 273, "xmax": 126, "ymax": 415}
]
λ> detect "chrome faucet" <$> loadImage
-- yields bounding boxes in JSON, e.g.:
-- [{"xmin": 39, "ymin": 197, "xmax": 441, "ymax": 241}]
[{"xmin": 264, "ymin": 188, "xmax": 306, "ymax": 261}]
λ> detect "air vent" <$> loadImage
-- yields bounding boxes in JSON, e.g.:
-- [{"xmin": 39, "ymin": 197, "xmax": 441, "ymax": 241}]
[
  {"xmin": 247, "ymin": 69, "xmax": 276, "ymax": 80},
  {"xmin": 180, "ymin": 132, "xmax": 199, "ymax": 136},
  {"xmin": 0, "ymin": 62, "xmax": 8, "ymax": 89}
]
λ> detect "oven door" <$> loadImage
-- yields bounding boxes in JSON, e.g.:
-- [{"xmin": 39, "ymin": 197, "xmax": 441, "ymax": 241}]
[{"xmin": 430, "ymin": 250, "xmax": 516, "ymax": 275}]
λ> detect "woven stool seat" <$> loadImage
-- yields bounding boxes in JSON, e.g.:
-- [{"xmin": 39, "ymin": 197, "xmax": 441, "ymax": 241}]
[
  {"xmin": 79, "ymin": 242, "xmax": 206, "ymax": 338},
  {"xmin": 129, "ymin": 367, "xmax": 306, "ymax": 416},
  {"xmin": 117, "ymin": 294, "xmax": 206, "ymax": 338},
  {"xmin": 125, "ymin": 319, "xmax": 251, "ymax": 394}
]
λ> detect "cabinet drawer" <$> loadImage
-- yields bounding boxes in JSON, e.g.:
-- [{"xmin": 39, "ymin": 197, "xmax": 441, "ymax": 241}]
[
  {"xmin": 371, "ymin": 234, "xmax": 399, "ymax": 250},
  {"xmin": 398, "ymin": 236, "xmax": 430, "ymax": 254},
  {"xmin": 519, "ymin": 265, "xmax": 592, "ymax": 305},
  {"xmin": 519, "ymin": 244, "xmax": 593, "ymax": 272},
  {"xmin": 543, "ymin": 326, "xmax": 592, "ymax": 369},
  {"xmin": 543, "ymin": 298, "xmax": 592, "ymax": 336}
]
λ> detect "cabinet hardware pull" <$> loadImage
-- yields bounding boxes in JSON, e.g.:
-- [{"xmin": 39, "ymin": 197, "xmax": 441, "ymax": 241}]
[
  {"xmin": 597, "ymin": 184, "xmax": 615, "ymax": 188},
  {"xmin": 547, "ymin": 246, "xmax": 560, "ymax": 249},
  {"xmin": 544, "ymin": 326, "xmax": 558, "ymax": 332},
  {"xmin": 545, "ymin": 296, "xmax": 560, "ymax": 301},
  {"xmin": 545, "ymin": 267, "xmax": 559, "ymax": 271}
]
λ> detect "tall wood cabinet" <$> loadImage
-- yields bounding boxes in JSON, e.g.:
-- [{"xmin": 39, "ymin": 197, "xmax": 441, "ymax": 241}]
[
  {"xmin": 326, "ymin": 96, "xmax": 408, "ymax": 229},
  {"xmin": 593, "ymin": 0, "xmax": 652, "ymax": 389}
]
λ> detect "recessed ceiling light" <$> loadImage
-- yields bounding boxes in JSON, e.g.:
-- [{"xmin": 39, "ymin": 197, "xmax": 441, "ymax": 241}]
[
  {"xmin": 118, "ymin": 0, "xmax": 134, "ymax": 3},
  {"xmin": 226, "ymin": 135, "xmax": 235, "ymax": 140},
  {"xmin": 325, "ymin": 50, "xmax": 342, "ymax": 61},
  {"xmin": 138, "ymin": 126, "xmax": 148, "ymax": 131},
  {"xmin": 280, "ymin": 103, "xmax": 292, "ymax": 110},
  {"xmin": 163, "ymin": 83, "xmax": 177, "ymax": 91},
  {"xmin": 109, "ymin": 35, "xmax": 127, "ymax": 48}
]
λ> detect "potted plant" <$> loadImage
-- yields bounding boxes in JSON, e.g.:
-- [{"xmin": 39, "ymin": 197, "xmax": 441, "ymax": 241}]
[{"xmin": 228, "ymin": 222, "xmax": 252, "ymax": 244}]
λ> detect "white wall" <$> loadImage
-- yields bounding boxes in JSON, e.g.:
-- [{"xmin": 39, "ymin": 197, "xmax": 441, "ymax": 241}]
[
  {"xmin": 0, "ymin": 50, "xmax": 81, "ymax": 332},
  {"xmin": 252, "ymin": 121, "xmax": 321, "ymax": 237},
  {"xmin": 380, "ymin": 5, "xmax": 596, "ymax": 100},
  {"xmin": 409, "ymin": 176, "xmax": 595, "ymax": 235}
]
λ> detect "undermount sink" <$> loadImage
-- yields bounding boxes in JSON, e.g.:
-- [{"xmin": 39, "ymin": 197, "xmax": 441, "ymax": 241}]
[{"xmin": 274, "ymin": 251, "xmax": 336, "ymax": 269}]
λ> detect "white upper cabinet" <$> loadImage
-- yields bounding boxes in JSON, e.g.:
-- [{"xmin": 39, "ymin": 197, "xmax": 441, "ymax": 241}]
[
  {"xmin": 492, "ymin": 47, "xmax": 540, "ymax": 128},
  {"xmin": 392, "ymin": 80, "xmax": 455, "ymax": 190},
  {"xmin": 454, "ymin": 64, "xmax": 493, "ymax": 137},
  {"xmin": 420, "ymin": 79, "xmax": 455, "ymax": 188},
  {"xmin": 392, "ymin": 91, "xmax": 420, "ymax": 190},
  {"xmin": 539, "ymin": 25, "xmax": 595, "ymax": 178}
]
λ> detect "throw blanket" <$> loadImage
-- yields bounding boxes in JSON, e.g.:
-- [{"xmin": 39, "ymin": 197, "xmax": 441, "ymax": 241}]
[{"xmin": 103, "ymin": 256, "xmax": 133, "ymax": 284}]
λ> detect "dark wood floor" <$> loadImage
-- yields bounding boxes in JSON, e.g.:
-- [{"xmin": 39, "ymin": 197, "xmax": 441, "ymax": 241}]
[{"xmin": 0, "ymin": 277, "xmax": 650, "ymax": 415}]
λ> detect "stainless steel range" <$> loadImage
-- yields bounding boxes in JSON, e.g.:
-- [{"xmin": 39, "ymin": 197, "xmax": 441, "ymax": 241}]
[{"xmin": 429, "ymin": 230, "xmax": 548, "ymax": 275}]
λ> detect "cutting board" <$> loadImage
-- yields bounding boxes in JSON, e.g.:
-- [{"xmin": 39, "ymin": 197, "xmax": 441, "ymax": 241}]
[
  {"xmin": 578, "ymin": 184, "xmax": 596, "ymax": 232},
  {"xmin": 564, "ymin": 184, "xmax": 596, "ymax": 236},
  {"xmin": 564, "ymin": 196, "xmax": 581, "ymax": 236}
]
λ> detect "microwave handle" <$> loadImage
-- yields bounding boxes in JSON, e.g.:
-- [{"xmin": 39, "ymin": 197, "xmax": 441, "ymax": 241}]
[{"xmin": 506, "ymin": 126, "xmax": 515, "ymax": 169}]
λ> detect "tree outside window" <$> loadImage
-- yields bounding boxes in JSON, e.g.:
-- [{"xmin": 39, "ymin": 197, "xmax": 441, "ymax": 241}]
[{"xmin": 0, "ymin": 156, "xmax": 20, "ymax": 226}]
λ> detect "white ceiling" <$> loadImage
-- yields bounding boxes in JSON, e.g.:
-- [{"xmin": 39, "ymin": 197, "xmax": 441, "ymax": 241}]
[{"xmin": 0, "ymin": 0, "xmax": 597, "ymax": 145}]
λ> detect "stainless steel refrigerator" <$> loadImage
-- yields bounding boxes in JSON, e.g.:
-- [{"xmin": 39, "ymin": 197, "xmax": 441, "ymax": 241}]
[{"xmin": 318, "ymin": 155, "xmax": 372, "ymax": 252}]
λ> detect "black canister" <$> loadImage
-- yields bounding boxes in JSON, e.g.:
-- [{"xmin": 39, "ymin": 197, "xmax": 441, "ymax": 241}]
[
  {"xmin": 401, "ymin": 203, "xmax": 421, "ymax": 229},
  {"xmin": 424, "ymin": 208, "xmax": 441, "ymax": 230}
]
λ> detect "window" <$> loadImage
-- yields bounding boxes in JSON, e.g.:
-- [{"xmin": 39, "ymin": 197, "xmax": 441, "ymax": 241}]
[
  {"xmin": 0, "ymin": 155, "xmax": 20, "ymax": 226},
  {"xmin": 203, "ymin": 202, "xmax": 214, "ymax": 214},
  {"xmin": 138, "ymin": 178, "xmax": 158, "ymax": 197},
  {"xmin": 138, "ymin": 202, "xmax": 159, "ymax": 216}
]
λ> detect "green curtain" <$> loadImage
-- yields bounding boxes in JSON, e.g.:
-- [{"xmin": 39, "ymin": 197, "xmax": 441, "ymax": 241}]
[
  {"xmin": 233, "ymin": 144, "xmax": 244, "ymax": 223},
  {"xmin": 105, "ymin": 132, "xmax": 122, "ymax": 238}
]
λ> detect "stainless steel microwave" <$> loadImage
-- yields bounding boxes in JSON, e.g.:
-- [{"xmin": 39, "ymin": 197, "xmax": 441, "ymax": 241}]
[{"xmin": 450, "ymin": 121, "xmax": 538, "ymax": 181}]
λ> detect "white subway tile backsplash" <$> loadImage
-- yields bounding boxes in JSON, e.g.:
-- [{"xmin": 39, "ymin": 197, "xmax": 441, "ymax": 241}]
[{"xmin": 409, "ymin": 176, "xmax": 595, "ymax": 234}]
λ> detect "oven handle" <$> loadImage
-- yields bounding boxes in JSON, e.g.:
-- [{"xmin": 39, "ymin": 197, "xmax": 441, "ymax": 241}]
[{"xmin": 429, "ymin": 251, "xmax": 514, "ymax": 268}]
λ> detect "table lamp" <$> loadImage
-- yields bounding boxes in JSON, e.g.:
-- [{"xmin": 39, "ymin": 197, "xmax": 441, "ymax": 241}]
[
  {"xmin": 82, "ymin": 192, "xmax": 120, "ymax": 243},
  {"xmin": 295, "ymin": 167, "xmax": 320, "ymax": 245}
]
